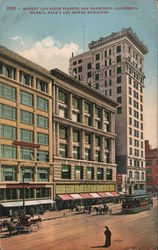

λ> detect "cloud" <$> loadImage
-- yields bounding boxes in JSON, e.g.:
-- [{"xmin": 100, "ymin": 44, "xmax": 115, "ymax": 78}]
[
  {"xmin": 18, "ymin": 36, "xmax": 81, "ymax": 72},
  {"xmin": 9, "ymin": 36, "xmax": 25, "ymax": 46}
]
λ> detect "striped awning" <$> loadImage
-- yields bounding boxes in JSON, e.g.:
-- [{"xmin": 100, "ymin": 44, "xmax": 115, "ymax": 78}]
[
  {"xmin": 80, "ymin": 193, "xmax": 93, "ymax": 199},
  {"xmin": 0, "ymin": 199, "xmax": 55, "ymax": 208},
  {"xmin": 110, "ymin": 192, "xmax": 120, "ymax": 196},
  {"xmin": 57, "ymin": 194, "xmax": 73, "ymax": 200},
  {"xmin": 98, "ymin": 192, "xmax": 109, "ymax": 198},
  {"xmin": 105, "ymin": 192, "xmax": 114, "ymax": 197},
  {"xmin": 70, "ymin": 194, "xmax": 83, "ymax": 199},
  {"xmin": 89, "ymin": 193, "xmax": 101, "ymax": 198}
]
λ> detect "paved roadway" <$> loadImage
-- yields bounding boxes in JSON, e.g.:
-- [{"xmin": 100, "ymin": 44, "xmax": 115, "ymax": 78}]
[{"xmin": 1, "ymin": 199, "xmax": 158, "ymax": 250}]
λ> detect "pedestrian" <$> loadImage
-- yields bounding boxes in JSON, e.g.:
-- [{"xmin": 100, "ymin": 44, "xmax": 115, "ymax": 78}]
[{"xmin": 104, "ymin": 226, "xmax": 111, "ymax": 248}]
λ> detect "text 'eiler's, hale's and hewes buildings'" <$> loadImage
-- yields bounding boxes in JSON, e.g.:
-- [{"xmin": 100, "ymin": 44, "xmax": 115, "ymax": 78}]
[
  {"xmin": 69, "ymin": 28, "xmax": 148, "ymax": 195},
  {"xmin": 0, "ymin": 44, "xmax": 117, "ymax": 210}
]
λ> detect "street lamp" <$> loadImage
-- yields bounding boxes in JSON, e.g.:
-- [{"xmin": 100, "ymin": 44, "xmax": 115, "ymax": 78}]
[{"xmin": 21, "ymin": 165, "xmax": 25, "ymax": 215}]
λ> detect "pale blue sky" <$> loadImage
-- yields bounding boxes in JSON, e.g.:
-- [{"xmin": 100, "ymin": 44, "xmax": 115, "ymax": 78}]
[{"xmin": 0, "ymin": 0, "xmax": 157, "ymax": 147}]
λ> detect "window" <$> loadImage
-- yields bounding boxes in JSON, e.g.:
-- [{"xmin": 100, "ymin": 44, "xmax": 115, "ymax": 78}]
[
  {"xmin": 129, "ymin": 127, "xmax": 132, "ymax": 135},
  {"xmin": 0, "ymin": 124, "xmax": 17, "ymax": 140},
  {"xmin": 85, "ymin": 133, "xmax": 90, "ymax": 144},
  {"xmin": 37, "ymin": 132, "xmax": 49, "ymax": 145},
  {"xmin": 109, "ymin": 59, "xmax": 111, "ymax": 66},
  {"xmin": 117, "ymin": 96, "xmax": 122, "ymax": 104},
  {"xmin": 96, "ymin": 63, "xmax": 100, "ymax": 70},
  {"xmin": 78, "ymin": 66, "xmax": 82, "ymax": 73},
  {"xmin": 146, "ymin": 168, "xmax": 152, "ymax": 174},
  {"xmin": 95, "ymin": 136, "xmax": 100, "ymax": 147},
  {"xmin": 72, "ymin": 111, "xmax": 79, "ymax": 122},
  {"xmin": 146, "ymin": 160, "xmax": 152, "ymax": 166},
  {"xmin": 59, "ymin": 108, "xmax": 67, "ymax": 118},
  {"xmin": 4, "ymin": 65, "xmax": 16, "ymax": 79},
  {"xmin": 129, "ymin": 97, "xmax": 132, "ymax": 105},
  {"xmin": 78, "ymin": 59, "xmax": 82, "ymax": 64},
  {"xmin": 117, "ymin": 45, "xmax": 121, "ymax": 53},
  {"xmin": 73, "ymin": 130, "xmax": 80, "ymax": 142},
  {"xmin": 20, "ymin": 147, "xmax": 34, "ymax": 160},
  {"xmin": 20, "ymin": 90, "xmax": 33, "ymax": 106},
  {"xmin": 106, "ymin": 169, "xmax": 112, "ymax": 180},
  {"xmin": 59, "ymin": 144, "xmax": 67, "ymax": 158},
  {"xmin": 0, "ymin": 145, "xmax": 17, "ymax": 159},
  {"xmin": 117, "ymin": 76, "xmax": 121, "ymax": 84},
  {"xmin": 0, "ymin": 82, "xmax": 16, "ymax": 101},
  {"xmin": 85, "ymin": 148, "xmax": 91, "ymax": 160},
  {"xmin": 87, "ymin": 63, "xmax": 91, "ymax": 69},
  {"xmin": 97, "ymin": 168, "xmax": 104, "ymax": 180},
  {"xmin": 96, "ymin": 53, "xmax": 100, "ymax": 61},
  {"xmin": 72, "ymin": 96, "xmax": 79, "ymax": 108},
  {"xmin": 84, "ymin": 116, "xmax": 91, "ymax": 126},
  {"xmin": 129, "ymin": 117, "xmax": 132, "ymax": 125},
  {"xmin": 61, "ymin": 165, "xmax": 71, "ymax": 179},
  {"xmin": 87, "ymin": 72, "xmax": 91, "ymax": 78},
  {"xmin": 20, "ymin": 110, "xmax": 34, "ymax": 125},
  {"xmin": 20, "ymin": 129, "xmax": 34, "ymax": 143},
  {"xmin": 59, "ymin": 91, "xmax": 68, "ymax": 104},
  {"xmin": 23, "ymin": 73, "xmax": 33, "ymax": 86},
  {"xmin": 117, "ymin": 66, "xmax": 121, "ymax": 74},
  {"xmin": 95, "ymin": 150, "xmax": 101, "ymax": 162},
  {"xmin": 36, "ymin": 96, "xmax": 48, "ymax": 112},
  {"xmin": 109, "ymin": 79, "xmax": 112, "ymax": 86},
  {"xmin": 105, "ymin": 60, "xmax": 107, "ymax": 67},
  {"xmin": 117, "ymin": 86, "xmax": 121, "ymax": 94},
  {"xmin": 95, "ymin": 83, "xmax": 99, "ymax": 90},
  {"xmin": 141, "ymin": 172, "xmax": 144, "ymax": 180},
  {"xmin": 95, "ymin": 107, "xmax": 100, "ymax": 117},
  {"xmin": 117, "ymin": 55, "xmax": 121, "ymax": 63},
  {"xmin": 129, "ymin": 107, "xmax": 132, "ymax": 115},
  {"xmin": 95, "ymin": 73, "xmax": 99, "ymax": 81},
  {"xmin": 87, "ymin": 167, "xmax": 94, "ymax": 180},
  {"xmin": 75, "ymin": 166, "xmax": 83, "ymax": 180},
  {"xmin": 36, "ymin": 115, "xmax": 48, "ymax": 129},
  {"xmin": 109, "ymin": 89, "xmax": 112, "ymax": 96},
  {"xmin": 59, "ymin": 126, "xmax": 67, "ymax": 139},
  {"xmin": 1, "ymin": 166, "xmax": 17, "ymax": 182},
  {"xmin": 129, "ymin": 147, "xmax": 132, "ymax": 155},
  {"xmin": 109, "ymin": 69, "xmax": 111, "ymax": 76},
  {"xmin": 37, "ymin": 150, "xmax": 49, "ymax": 162},
  {"xmin": 117, "ymin": 107, "xmax": 122, "ymax": 114},
  {"xmin": 84, "ymin": 102, "xmax": 91, "ymax": 113},
  {"xmin": 105, "ymin": 71, "xmax": 107, "ymax": 78},
  {"xmin": 73, "ymin": 61, "xmax": 77, "ymax": 66},
  {"xmin": 37, "ymin": 168, "xmax": 49, "ymax": 182},
  {"xmin": 20, "ymin": 168, "xmax": 34, "ymax": 182},
  {"xmin": 36, "ymin": 79, "xmax": 48, "ymax": 93},
  {"xmin": 135, "ymin": 171, "xmax": 139, "ymax": 180},
  {"xmin": 0, "ymin": 103, "xmax": 16, "ymax": 121},
  {"xmin": 129, "ymin": 77, "xmax": 131, "ymax": 85},
  {"xmin": 129, "ymin": 170, "xmax": 132, "ymax": 178},
  {"xmin": 105, "ymin": 50, "xmax": 107, "ymax": 57},
  {"xmin": 109, "ymin": 49, "xmax": 111, "ymax": 56},
  {"xmin": 129, "ymin": 137, "xmax": 132, "ymax": 145},
  {"xmin": 129, "ymin": 87, "xmax": 132, "ymax": 95},
  {"xmin": 73, "ymin": 146, "xmax": 80, "ymax": 159}
]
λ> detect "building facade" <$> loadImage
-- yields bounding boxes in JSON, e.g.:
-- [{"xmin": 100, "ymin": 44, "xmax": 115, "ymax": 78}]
[
  {"xmin": 145, "ymin": 140, "xmax": 158, "ymax": 193},
  {"xmin": 0, "ymin": 45, "xmax": 117, "ymax": 208},
  {"xmin": 69, "ymin": 27, "xmax": 148, "ymax": 194}
]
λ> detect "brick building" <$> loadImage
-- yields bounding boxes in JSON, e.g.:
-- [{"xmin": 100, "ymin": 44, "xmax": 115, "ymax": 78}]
[{"xmin": 145, "ymin": 140, "xmax": 158, "ymax": 193}]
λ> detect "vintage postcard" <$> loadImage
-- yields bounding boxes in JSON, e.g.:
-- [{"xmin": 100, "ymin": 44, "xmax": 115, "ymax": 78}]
[{"xmin": 0, "ymin": 0, "xmax": 157, "ymax": 249}]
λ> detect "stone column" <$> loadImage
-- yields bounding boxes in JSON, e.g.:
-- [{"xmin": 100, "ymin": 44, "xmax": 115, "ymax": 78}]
[
  {"xmin": 16, "ymin": 87, "xmax": 20, "ymax": 160},
  {"xmin": 55, "ymin": 86, "xmax": 59, "ymax": 115},
  {"xmin": 109, "ymin": 139, "xmax": 115, "ymax": 164},
  {"xmin": 80, "ymin": 130, "xmax": 85, "ymax": 159},
  {"xmin": 68, "ymin": 126, "xmax": 73, "ymax": 158},
  {"xmin": 56, "ymin": 123, "xmax": 59, "ymax": 156},
  {"xmin": 101, "ymin": 108, "xmax": 104, "ymax": 130},
  {"xmin": 110, "ymin": 112, "xmax": 115, "ymax": 133},
  {"xmin": 91, "ymin": 133, "xmax": 95, "ymax": 161},
  {"xmin": 101, "ymin": 137, "xmax": 104, "ymax": 162},
  {"xmin": 92, "ymin": 104, "xmax": 95, "ymax": 127},
  {"xmin": 81, "ymin": 99, "xmax": 84, "ymax": 123},
  {"xmin": 69, "ymin": 93, "xmax": 72, "ymax": 120},
  {"xmin": 52, "ymin": 84, "xmax": 56, "ymax": 114}
]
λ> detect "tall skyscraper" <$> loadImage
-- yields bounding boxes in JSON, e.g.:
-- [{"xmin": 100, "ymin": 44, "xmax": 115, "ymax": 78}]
[{"xmin": 69, "ymin": 28, "xmax": 148, "ymax": 194}]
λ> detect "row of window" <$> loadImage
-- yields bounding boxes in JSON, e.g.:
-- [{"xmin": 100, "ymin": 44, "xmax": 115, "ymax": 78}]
[
  {"xmin": 129, "ymin": 147, "xmax": 144, "ymax": 157},
  {"xmin": 129, "ymin": 158, "xmax": 144, "ymax": 168},
  {"xmin": 0, "ymin": 145, "xmax": 49, "ymax": 162},
  {"xmin": 61, "ymin": 165, "xmax": 113, "ymax": 180},
  {"xmin": 0, "ymin": 62, "xmax": 49, "ymax": 94},
  {"xmin": 128, "ymin": 170, "xmax": 145, "ymax": 180},
  {"xmin": 0, "ymin": 82, "xmax": 49, "ymax": 111},
  {"xmin": 1, "ymin": 166, "xmax": 49, "ymax": 182},
  {"xmin": 0, "ymin": 104, "xmax": 49, "ymax": 129},
  {"xmin": 127, "ymin": 64, "xmax": 143, "ymax": 84}
]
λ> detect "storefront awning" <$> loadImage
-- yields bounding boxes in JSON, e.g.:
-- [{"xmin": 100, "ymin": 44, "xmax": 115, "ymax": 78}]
[
  {"xmin": 89, "ymin": 193, "xmax": 101, "ymax": 198},
  {"xmin": 105, "ymin": 192, "xmax": 114, "ymax": 197},
  {"xmin": 57, "ymin": 194, "xmax": 73, "ymax": 201},
  {"xmin": 110, "ymin": 192, "xmax": 120, "ymax": 196},
  {"xmin": 80, "ymin": 193, "xmax": 93, "ymax": 199},
  {"xmin": 98, "ymin": 192, "xmax": 109, "ymax": 198},
  {"xmin": 70, "ymin": 194, "xmax": 83, "ymax": 199},
  {"xmin": 0, "ymin": 199, "xmax": 55, "ymax": 208}
]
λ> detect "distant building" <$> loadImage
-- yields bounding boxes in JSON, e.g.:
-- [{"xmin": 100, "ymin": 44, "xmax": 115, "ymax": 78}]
[
  {"xmin": 69, "ymin": 27, "xmax": 148, "ymax": 194},
  {"xmin": 145, "ymin": 140, "xmax": 158, "ymax": 193}
]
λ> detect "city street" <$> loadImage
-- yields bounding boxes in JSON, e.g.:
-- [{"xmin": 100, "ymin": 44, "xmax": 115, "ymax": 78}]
[{"xmin": 1, "ymin": 199, "xmax": 158, "ymax": 250}]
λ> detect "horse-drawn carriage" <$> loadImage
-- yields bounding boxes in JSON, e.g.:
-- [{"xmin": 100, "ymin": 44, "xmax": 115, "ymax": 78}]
[
  {"xmin": 0, "ymin": 215, "xmax": 42, "ymax": 235},
  {"xmin": 94, "ymin": 205, "xmax": 109, "ymax": 215}
]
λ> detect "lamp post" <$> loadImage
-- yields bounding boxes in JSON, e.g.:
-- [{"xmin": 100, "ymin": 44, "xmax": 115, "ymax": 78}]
[{"xmin": 21, "ymin": 166, "xmax": 25, "ymax": 215}]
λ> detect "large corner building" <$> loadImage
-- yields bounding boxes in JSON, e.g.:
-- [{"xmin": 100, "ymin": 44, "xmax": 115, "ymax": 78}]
[
  {"xmin": 0, "ymin": 45, "xmax": 117, "ymax": 210},
  {"xmin": 69, "ymin": 28, "xmax": 148, "ymax": 194}
]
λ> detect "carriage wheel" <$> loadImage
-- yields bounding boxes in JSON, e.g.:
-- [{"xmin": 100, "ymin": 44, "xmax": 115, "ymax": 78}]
[{"xmin": 28, "ymin": 224, "xmax": 37, "ymax": 232}]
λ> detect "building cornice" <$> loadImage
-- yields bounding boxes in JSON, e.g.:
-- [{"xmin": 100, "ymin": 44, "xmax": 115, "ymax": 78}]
[{"xmin": 89, "ymin": 27, "xmax": 148, "ymax": 55}]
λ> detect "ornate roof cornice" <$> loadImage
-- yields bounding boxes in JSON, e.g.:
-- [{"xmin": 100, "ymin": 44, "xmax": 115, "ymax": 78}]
[
  {"xmin": 0, "ymin": 45, "xmax": 52, "ymax": 79},
  {"xmin": 89, "ymin": 27, "xmax": 148, "ymax": 55}
]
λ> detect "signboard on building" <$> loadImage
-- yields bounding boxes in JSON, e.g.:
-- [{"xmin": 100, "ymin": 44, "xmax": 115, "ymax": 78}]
[{"xmin": 116, "ymin": 174, "xmax": 123, "ymax": 184}]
